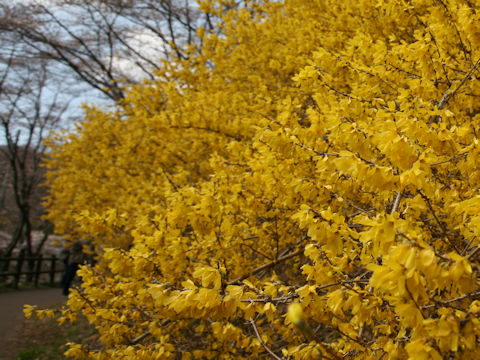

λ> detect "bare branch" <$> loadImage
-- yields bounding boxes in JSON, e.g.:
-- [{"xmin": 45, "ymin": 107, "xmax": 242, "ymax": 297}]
[
  {"xmin": 417, "ymin": 190, "xmax": 460, "ymax": 253},
  {"xmin": 248, "ymin": 318, "xmax": 282, "ymax": 360},
  {"xmin": 437, "ymin": 57, "xmax": 480, "ymax": 110},
  {"xmin": 228, "ymin": 248, "xmax": 303, "ymax": 285}
]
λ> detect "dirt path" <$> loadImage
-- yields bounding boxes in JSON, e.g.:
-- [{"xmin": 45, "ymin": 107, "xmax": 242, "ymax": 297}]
[{"xmin": 0, "ymin": 288, "xmax": 65, "ymax": 360}]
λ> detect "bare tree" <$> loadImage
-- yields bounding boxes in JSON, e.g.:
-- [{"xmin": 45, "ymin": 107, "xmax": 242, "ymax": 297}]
[
  {"xmin": 0, "ymin": 46, "xmax": 69, "ymax": 260},
  {"xmin": 0, "ymin": 0, "xmax": 229, "ymax": 102}
]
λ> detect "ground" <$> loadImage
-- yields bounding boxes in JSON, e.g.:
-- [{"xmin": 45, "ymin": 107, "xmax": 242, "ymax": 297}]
[{"xmin": 0, "ymin": 287, "xmax": 99, "ymax": 360}]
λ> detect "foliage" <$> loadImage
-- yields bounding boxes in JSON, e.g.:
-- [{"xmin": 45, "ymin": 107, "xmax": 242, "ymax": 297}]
[
  {"xmin": 34, "ymin": 0, "xmax": 480, "ymax": 358},
  {"xmin": 16, "ymin": 346, "xmax": 47, "ymax": 360}
]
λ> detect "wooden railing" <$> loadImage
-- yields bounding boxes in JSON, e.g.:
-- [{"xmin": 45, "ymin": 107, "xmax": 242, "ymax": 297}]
[{"xmin": 0, "ymin": 254, "xmax": 64, "ymax": 288}]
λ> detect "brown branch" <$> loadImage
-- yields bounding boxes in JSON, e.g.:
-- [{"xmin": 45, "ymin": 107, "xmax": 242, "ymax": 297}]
[
  {"xmin": 417, "ymin": 190, "xmax": 460, "ymax": 253},
  {"xmin": 377, "ymin": 352, "xmax": 388, "ymax": 360},
  {"xmin": 169, "ymin": 125, "xmax": 243, "ymax": 141},
  {"xmin": 422, "ymin": 291, "xmax": 480, "ymax": 309},
  {"xmin": 248, "ymin": 318, "xmax": 282, "ymax": 360},
  {"xmin": 437, "ymin": 57, "xmax": 480, "ymax": 110},
  {"xmin": 228, "ymin": 249, "xmax": 303, "ymax": 285},
  {"xmin": 320, "ymin": 78, "xmax": 371, "ymax": 104},
  {"xmin": 240, "ymin": 294, "xmax": 298, "ymax": 303},
  {"xmin": 466, "ymin": 245, "xmax": 480, "ymax": 260},
  {"xmin": 324, "ymin": 49, "xmax": 398, "ymax": 94},
  {"xmin": 160, "ymin": 168, "xmax": 179, "ymax": 192},
  {"xmin": 240, "ymin": 243, "xmax": 273, "ymax": 261},
  {"xmin": 317, "ymin": 279, "xmax": 370, "ymax": 292},
  {"xmin": 130, "ymin": 319, "xmax": 170, "ymax": 345},
  {"xmin": 461, "ymin": 236, "xmax": 476, "ymax": 256},
  {"xmin": 430, "ymin": 153, "xmax": 467, "ymax": 166},
  {"xmin": 396, "ymin": 230, "xmax": 451, "ymax": 262},
  {"xmin": 75, "ymin": 289, "xmax": 96, "ymax": 312},
  {"xmin": 241, "ymin": 279, "xmax": 370, "ymax": 303},
  {"xmin": 333, "ymin": 193, "xmax": 375, "ymax": 217},
  {"xmin": 243, "ymin": 235, "xmax": 260, "ymax": 241},
  {"xmin": 130, "ymin": 330, "xmax": 151, "ymax": 345},
  {"xmin": 436, "ymin": 291, "xmax": 480, "ymax": 305},
  {"xmin": 405, "ymin": 279, "xmax": 425, "ymax": 319},
  {"xmin": 294, "ymin": 141, "xmax": 339, "ymax": 157}
]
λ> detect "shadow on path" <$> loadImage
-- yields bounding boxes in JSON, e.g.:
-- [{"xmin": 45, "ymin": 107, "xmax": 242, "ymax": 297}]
[{"xmin": 0, "ymin": 288, "xmax": 65, "ymax": 360}]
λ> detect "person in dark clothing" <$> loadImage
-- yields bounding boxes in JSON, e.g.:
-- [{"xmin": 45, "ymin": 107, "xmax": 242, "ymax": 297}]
[
  {"xmin": 59, "ymin": 248, "xmax": 70, "ymax": 289},
  {"xmin": 62, "ymin": 240, "xmax": 84, "ymax": 296}
]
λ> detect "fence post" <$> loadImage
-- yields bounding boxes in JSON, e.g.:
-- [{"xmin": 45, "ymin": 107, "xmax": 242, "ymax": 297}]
[
  {"xmin": 50, "ymin": 255, "xmax": 57, "ymax": 286},
  {"xmin": 34, "ymin": 254, "xmax": 43, "ymax": 287},
  {"xmin": 26, "ymin": 255, "xmax": 35, "ymax": 283},
  {"xmin": 13, "ymin": 249, "xmax": 25, "ymax": 289},
  {"xmin": 0, "ymin": 257, "xmax": 8, "ymax": 283}
]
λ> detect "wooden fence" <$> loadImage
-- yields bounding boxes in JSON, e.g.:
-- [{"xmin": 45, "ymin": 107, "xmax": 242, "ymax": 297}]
[{"xmin": 0, "ymin": 253, "xmax": 64, "ymax": 288}]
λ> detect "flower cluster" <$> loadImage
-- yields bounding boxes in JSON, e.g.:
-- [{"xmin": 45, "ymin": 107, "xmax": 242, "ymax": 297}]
[{"xmin": 38, "ymin": 0, "xmax": 480, "ymax": 358}]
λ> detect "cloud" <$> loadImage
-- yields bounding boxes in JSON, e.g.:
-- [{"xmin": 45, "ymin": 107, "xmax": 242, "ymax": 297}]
[{"xmin": 112, "ymin": 26, "xmax": 167, "ymax": 82}]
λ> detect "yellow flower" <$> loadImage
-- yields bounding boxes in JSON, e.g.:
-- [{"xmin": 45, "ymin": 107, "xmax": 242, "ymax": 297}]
[{"xmin": 286, "ymin": 302, "xmax": 303, "ymax": 325}]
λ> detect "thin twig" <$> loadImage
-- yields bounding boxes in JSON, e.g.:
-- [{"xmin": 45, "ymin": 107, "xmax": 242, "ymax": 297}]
[
  {"xmin": 461, "ymin": 236, "xmax": 476, "ymax": 256},
  {"xmin": 377, "ymin": 352, "xmax": 387, "ymax": 360},
  {"xmin": 248, "ymin": 318, "xmax": 282, "ymax": 360},
  {"xmin": 241, "ymin": 279, "xmax": 370, "ymax": 303},
  {"xmin": 294, "ymin": 141, "xmax": 339, "ymax": 157},
  {"xmin": 75, "ymin": 290, "xmax": 96, "ymax": 312},
  {"xmin": 437, "ymin": 291, "xmax": 480, "ymax": 304},
  {"xmin": 228, "ymin": 249, "xmax": 303, "ymax": 285},
  {"xmin": 324, "ymin": 49, "xmax": 398, "ymax": 94},
  {"xmin": 466, "ymin": 245, "xmax": 480, "ymax": 260},
  {"xmin": 438, "ymin": 57, "xmax": 480, "ymax": 109},
  {"xmin": 396, "ymin": 230, "xmax": 451, "ymax": 262},
  {"xmin": 405, "ymin": 280, "xmax": 425, "ymax": 319},
  {"xmin": 390, "ymin": 192, "xmax": 402, "ymax": 214},
  {"xmin": 240, "ymin": 294, "xmax": 298, "ymax": 303},
  {"xmin": 430, "ymin": 153, "xmax": 467, "ymax": 166},
  {"xmin": 417, "ymin": 190, "xmax": 460, "ymax": 253},
  {"xmin": 160, "ymin": 168, "xmax": 179, "ymax": 192},
  {"xmin": 130, "ymin": 330, "xmax": 151, "ymax": 345},
  {"xmin": 316, "ymin": 279, "xmax": 369, "ymax": 292},
  {"xmin": 130, "ymin": 319, "xmax": 170, "ymax": 345},
  {"xmin": 422, "ymin": 291, "xmax": 480, "ymax": 309},
  {"xmin": 338, "ymin": 194, "xmax": 375, "ymax": 217}
]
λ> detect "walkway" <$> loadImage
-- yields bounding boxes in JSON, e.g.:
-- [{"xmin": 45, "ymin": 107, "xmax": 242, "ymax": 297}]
[{"xmin": 0, "ymin": 287, "xmax": 65, "ymax": 360}]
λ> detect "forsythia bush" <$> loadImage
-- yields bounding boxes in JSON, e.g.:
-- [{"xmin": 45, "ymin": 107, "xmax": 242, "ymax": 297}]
[{"xmin": 30, "ymin": 0, "xmax": 480, "ymax": 358}]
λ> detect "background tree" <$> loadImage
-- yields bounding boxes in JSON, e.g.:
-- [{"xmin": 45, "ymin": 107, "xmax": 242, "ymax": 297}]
[
  {"xmin": 0, "ymin": 40, "xmax": 71, "ymax": 260},
  {"xmin": 0, "ymin": 0, "xmax": 229, "ymax": 101}
]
